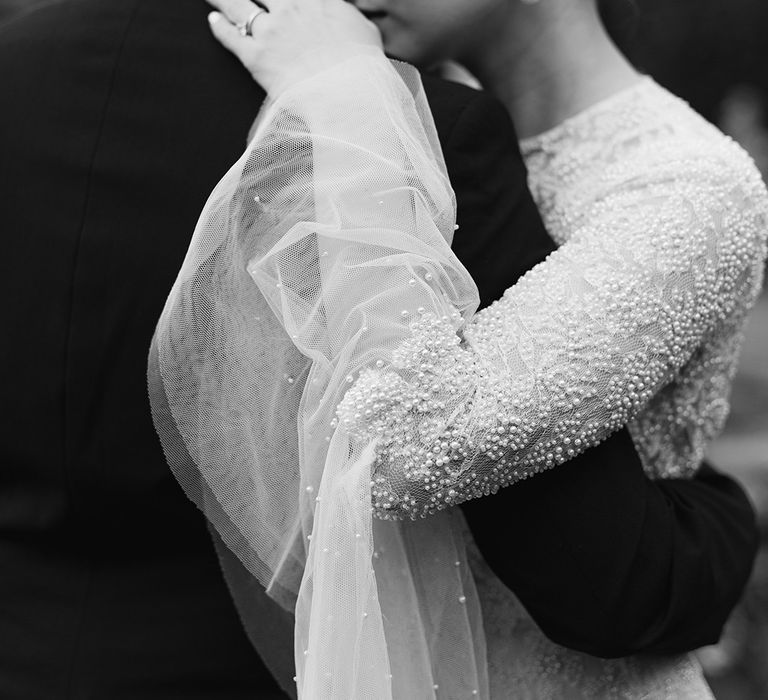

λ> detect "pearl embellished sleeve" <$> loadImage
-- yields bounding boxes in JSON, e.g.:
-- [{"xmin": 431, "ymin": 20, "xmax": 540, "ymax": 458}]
[
  {"xmin": 239, "ymin": 52, "xmax": 766, "ymax": 522},
  {"xmin": 339, "ymin": 144, "xmax": 768, "ymax": 519},
  {"xmin": 152, "ymin": 48, "xmax": 765, "ymax": 699}
]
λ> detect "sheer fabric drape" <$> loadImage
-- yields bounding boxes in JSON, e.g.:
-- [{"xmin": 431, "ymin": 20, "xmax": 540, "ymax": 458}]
[{"xmin": 149, "ymin": 51, "xmax": 488, "ymax": 699}]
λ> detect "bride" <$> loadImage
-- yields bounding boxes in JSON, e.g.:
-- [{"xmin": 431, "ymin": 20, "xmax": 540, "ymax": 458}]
[{"xmin": 149, "ymin": 0, "xmax": 767, "ymax": 697}]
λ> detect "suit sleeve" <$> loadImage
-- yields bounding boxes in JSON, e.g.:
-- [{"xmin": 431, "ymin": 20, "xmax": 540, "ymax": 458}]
[
  {"xmin": 440, "ymin": 88, "xmax": 557, "ymax": 308},
  {"xmin": 443, "ymin": 89, "xmax": 759, "ymax": 658}
]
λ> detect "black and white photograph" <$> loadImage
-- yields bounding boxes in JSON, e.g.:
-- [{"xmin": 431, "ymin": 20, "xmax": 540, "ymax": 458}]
[{"xmin": 1, "ymin": 1, "xmax": 767, "ymax": 698}]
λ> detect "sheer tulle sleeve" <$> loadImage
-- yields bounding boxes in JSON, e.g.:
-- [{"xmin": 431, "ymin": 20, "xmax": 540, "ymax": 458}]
[{"xmin": 150, "ymin": 50, "xmax": 490, "ymax": 699}]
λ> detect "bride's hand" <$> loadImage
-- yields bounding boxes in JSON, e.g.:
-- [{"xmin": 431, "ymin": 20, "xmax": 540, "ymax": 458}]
[{"xmin": 206, "ymin": 0, "xmax": 383, "ymax": 96}]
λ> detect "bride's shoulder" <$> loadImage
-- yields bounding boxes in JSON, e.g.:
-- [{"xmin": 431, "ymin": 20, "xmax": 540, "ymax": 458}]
[
  {"xmin": 563, "ymin": 79, "xmax": 768, "ymax": 215},
  {"xmin": 640, "ymin": 81, "xmax": 763, "ymax": 181}
]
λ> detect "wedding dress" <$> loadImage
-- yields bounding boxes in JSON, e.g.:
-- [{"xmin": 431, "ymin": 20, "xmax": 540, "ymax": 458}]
[
  {"xmin": 462, "ymin": 79, "xmax": 762, "ymax": 700},
  {"xmin": 149, "ymin": 49, "xmax": 767, "ymax": 699},
  {"xmin": 341, "ymin": 76, "xmax": 767, "ymax": 519}
]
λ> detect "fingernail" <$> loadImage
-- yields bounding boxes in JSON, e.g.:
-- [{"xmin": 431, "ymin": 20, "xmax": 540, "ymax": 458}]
[{"xmin": 208, "ymin": 11, "xmax": 221, "ymax": 25}]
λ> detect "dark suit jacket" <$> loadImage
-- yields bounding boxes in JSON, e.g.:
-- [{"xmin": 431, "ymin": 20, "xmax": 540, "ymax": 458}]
[{"xmin": 0, "ymin": 0, "xmax": 757, "ymax": 697}]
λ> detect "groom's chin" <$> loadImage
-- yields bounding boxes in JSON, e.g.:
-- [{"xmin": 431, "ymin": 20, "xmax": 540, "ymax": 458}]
[
  {"xmin": 377, "ymin": 32, "xmax": 442, "ymax": 70},
  {"xmin": 383, "ymin": 46, "xmax": 446, "ymax": 74}
]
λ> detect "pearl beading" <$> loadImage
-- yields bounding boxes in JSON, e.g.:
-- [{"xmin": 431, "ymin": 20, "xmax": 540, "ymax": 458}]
[{"xmin": 338, "ymin": 79, "xmax": 768, "ymax": 520}]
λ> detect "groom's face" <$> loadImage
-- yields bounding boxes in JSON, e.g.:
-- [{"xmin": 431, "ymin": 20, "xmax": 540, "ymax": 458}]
[{"xmin": 351, "ymin": 0, "xmax": 505, "ymax": 68}]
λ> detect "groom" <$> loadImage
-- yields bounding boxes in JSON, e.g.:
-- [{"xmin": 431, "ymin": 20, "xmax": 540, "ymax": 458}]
[{"xmin": 0, "ymin": 0, "xmax": 757, "ymax": 698}]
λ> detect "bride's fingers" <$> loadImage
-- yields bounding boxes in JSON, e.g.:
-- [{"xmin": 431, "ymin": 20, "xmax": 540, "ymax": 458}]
[
  {"xmin": 207, "ymin": 0, "xmax": 267, "ymax": 26},
  {"xmin": 208, "ymin": 12, "xmax": 257, "ymax": 65},
  {"xmin": 207, "ymin": 0, "xmax": 381, "ymax": 94}
]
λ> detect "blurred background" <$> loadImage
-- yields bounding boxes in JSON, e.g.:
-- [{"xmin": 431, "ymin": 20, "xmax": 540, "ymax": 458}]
[
  {"xmin": 1, "ymin": 0, "xmax": 766, "ymax": 698},
  {"xmin": 599, "ymin": 2, "xmax": 768, "ymax": 698}
]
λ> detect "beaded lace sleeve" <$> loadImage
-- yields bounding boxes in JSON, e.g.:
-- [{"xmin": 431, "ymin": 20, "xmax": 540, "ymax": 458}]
[
  {"xmin": 199, "ymin": 48, "xmax": 766, "ymax": 526},
  {"xmin": 339, "ymin": 139, "xmax": 768, "ymax": 519}
]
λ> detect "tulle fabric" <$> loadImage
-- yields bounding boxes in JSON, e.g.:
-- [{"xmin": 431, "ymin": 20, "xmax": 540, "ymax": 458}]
[
  {"xmin": 147, "ymin": 47, "xmax": 767, "ymax": 698},
  {"xmin": 148, "ymin": 51, "xmax": 488, "ymax": 699}
]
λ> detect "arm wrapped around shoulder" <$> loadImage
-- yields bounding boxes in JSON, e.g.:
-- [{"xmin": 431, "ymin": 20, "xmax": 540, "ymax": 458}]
[{"xmin": 339, "ymin": 145, "xmax": 768, "ymax": 519}]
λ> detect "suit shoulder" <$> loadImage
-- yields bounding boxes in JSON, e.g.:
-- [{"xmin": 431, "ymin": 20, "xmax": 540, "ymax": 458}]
[{"xmin": 419, "ymin": 73, "xmax": 514, "ymax": 144}]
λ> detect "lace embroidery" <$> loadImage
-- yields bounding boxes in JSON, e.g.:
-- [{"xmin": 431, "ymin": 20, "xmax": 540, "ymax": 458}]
[{"xmin": 339, "ymin": 79, "xmax": 768, "ymax": 519}]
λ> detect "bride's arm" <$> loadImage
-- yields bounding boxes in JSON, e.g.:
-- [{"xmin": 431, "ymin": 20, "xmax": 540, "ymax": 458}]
[
  {"xmin": 207, "ymin": 4, "xmax": 767, "ymax": 520},
  {"xmin": 343, "ymin": 141, "xmax": 768, "ymax": 517},
  {"xmin": 441, "ymin": 91, "xmax": 759, "ymax": 657},
  {"xmin": 272, "ymin": 66, "xmax": 759, "ymax": 654}
]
